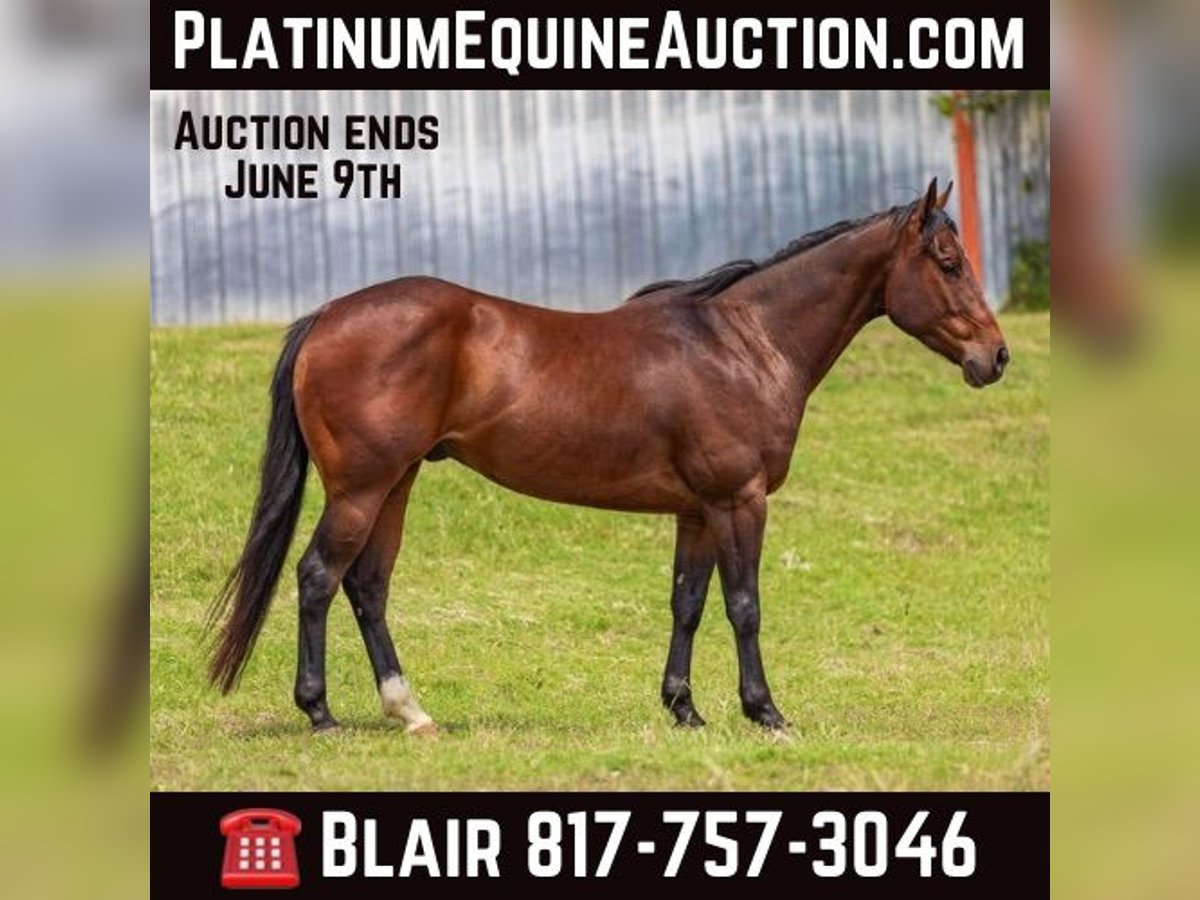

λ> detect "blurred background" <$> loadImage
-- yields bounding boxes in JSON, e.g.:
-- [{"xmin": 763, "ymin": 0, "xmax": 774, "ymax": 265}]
[
  {"xmin": 0, "ymin": 0, "xmax": 146, "ymax": 898},
  {"xmin": 151, "ymin": 89, "xmax": 1049, "ymax": 322},
  {"xmin": 1052, "ymin": 1, "xmax": 1200, "ymax": 898}
]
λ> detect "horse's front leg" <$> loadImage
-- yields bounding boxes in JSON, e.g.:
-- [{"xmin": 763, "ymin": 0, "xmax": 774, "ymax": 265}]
[
  {"xmin": 661, "ymin": 513, "xmax": 715, "ymax": 727},
  {"xmin": 705, "ymin": 484, "xmax": 788, "ymax": 730}
]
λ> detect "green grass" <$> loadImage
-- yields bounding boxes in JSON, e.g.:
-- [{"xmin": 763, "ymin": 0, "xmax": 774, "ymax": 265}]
[{"xmin": 151, "ymin": 312, "xmax": 1049, "ymax": 791}]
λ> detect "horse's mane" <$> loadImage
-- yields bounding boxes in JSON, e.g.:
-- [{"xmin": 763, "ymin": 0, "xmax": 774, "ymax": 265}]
[{"xmin": 627, "ymin": 200, "xmax": 930, "ymax": 302}]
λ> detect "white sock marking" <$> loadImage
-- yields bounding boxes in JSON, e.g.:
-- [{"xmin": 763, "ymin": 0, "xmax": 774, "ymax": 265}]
[{"xmin": 379, "ymin": 674, "xmax": 434, "ymax": 732}]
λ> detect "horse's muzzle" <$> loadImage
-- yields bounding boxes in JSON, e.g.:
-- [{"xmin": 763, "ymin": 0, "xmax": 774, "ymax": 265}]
[{"xmin": 963, "ymin": 344, "xmax": 1009, "ymax": 388}]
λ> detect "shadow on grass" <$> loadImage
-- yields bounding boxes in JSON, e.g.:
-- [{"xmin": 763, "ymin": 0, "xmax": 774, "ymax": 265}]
[
  {"xmin": 229, "ymin": 711, "xmax": 702, "ymax": 739},
  {"xmin": 233, "ymin": 718, "xmax": 475, "ymax": 739}
]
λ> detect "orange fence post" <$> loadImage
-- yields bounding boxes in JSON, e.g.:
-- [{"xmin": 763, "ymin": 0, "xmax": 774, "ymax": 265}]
[{"xmin": 951, "ymin": 90, "xmax": 984, "ymax": 280}]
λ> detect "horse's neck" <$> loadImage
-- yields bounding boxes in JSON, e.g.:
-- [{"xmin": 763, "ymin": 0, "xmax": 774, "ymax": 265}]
[{"xmin": 722, "ymin": 223, "xmax": 895, "ymax": 392}]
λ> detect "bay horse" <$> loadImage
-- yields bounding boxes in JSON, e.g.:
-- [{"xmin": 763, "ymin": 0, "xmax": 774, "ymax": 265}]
[{"xmin": 207, "ymin": 178, "xmax": 1008, "ymax": 733}]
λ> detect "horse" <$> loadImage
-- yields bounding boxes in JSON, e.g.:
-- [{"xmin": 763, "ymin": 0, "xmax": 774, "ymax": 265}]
[{"xmin": 207, "ymin": 178, "xmax": 1009, "ymax": 733}]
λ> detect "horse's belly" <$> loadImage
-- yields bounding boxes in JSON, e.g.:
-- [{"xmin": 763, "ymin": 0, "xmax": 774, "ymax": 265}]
[{"xmin": 446, "ymin": 420, "xmax": 692, "ymax": 513}]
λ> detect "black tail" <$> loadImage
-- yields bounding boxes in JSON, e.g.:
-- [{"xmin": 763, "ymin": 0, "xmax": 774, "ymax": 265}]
[{"xmin": 206, "ymin": 312, "xmax": 321, "ymax": 693}]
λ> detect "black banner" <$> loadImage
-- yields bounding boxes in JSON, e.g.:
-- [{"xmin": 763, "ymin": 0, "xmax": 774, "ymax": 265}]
[
  {"xmin": 153, "ymin": 791, "xmax": 1048, "ymax": 897},
  {"xmin": 151, "ymin": 0, "xmax": 1049, "ymax": 90}
]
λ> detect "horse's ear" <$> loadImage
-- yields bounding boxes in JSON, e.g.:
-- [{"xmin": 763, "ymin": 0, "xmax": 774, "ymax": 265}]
[
  {"xmin": 937, "ymin": 180, "xmax": 954, "ymax": 210},
  {"xmin": 913, "ymin": 178, "xmax": 939, "ymax": 229}
]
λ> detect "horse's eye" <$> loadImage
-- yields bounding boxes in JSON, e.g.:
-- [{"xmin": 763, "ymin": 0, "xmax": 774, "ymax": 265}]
[{"xmin": 939, "ymin": 257, "xmax": 960, "ymax": 275}]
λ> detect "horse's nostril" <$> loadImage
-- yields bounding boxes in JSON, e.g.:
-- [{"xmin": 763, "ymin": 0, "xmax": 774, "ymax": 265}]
[{"xmin": 996, "ymin": 345, "xmax": 1010, "ymax": 370}]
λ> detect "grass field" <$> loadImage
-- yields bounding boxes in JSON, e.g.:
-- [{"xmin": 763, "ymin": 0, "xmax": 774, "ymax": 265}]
[{"xmin": 151, "ymin": 311, "xmax": 1049, "ymax": 791}]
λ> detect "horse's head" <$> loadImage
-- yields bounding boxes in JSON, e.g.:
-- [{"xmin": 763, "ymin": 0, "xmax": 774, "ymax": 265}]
[{"xmin": 884, "ymin": 179, "xmax": 1009, "ymax": 388}]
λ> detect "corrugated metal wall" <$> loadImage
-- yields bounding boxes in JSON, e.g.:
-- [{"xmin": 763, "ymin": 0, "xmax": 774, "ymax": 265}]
[
  {"xmin": 151, "ymin": 90, "xmax": 1048, "ymax": 325},
  {"xmin": 974, "ymin": 94, "xmax": 1051, "ymax": 305}
]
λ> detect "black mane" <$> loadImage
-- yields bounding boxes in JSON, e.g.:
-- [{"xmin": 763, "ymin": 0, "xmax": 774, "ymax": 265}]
[{"xmin": 628, "ymin": 200, "xmax": 928, "ymax": 302}]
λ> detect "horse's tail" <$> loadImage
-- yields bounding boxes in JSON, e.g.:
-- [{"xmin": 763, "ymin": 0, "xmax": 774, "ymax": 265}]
[{"xmin": 206, "ymin": 311, "xmax": 321, "ymax": 694}]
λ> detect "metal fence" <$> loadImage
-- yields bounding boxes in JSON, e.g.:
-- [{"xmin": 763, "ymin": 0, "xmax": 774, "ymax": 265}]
[{"xmin": 151, "ymin": 90, "xmax": 1049, "ymax": 325}]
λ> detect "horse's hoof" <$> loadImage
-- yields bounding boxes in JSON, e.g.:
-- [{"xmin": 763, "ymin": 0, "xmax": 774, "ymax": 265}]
[
  {"xmin": 406, "ymin": 719, "xmax": 439, "ymax": 737},
  {"xmin": 673, "ymin": 710, "xmax": 707, "ymax": 729},
  {"xmin": 750, "ymin": 708, "xmax": 789, "ymax": 731},
  {"xmin": 312, "ymin": 718, "xmax": 341, "ymax": 733},
  {"xmin": 764, "ymin": 726, "xmax": 796, "ymax": 743}
]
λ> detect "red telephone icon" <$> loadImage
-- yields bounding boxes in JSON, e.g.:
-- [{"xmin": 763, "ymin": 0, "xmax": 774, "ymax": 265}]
[{"xmin": 219, "ymin": 809, "xmax": 301, "ymax": 889}]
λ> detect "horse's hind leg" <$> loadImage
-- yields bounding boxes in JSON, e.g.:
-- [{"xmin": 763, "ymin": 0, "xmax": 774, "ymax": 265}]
[
  {"xmin": 294, "ymin": 489, "xmax": 386, "ymax": 731},
  {"xmin": 342, "ymin": 464, "xmax": 435, "ymax": 734}
]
